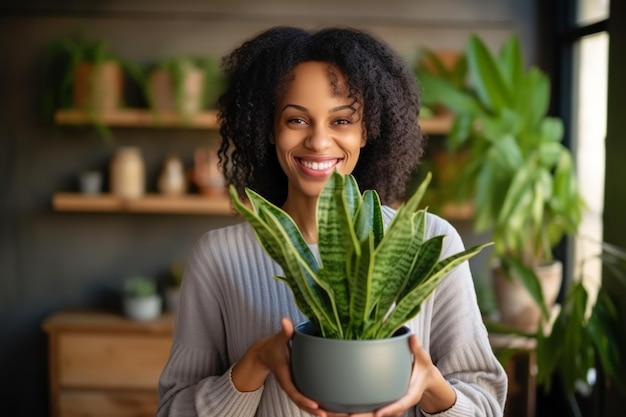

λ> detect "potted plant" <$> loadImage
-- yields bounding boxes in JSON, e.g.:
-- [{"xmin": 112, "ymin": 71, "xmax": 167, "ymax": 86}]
[
  {"xmin": 41, "ymin": 31, "xmax": 123, "ymax": 140},
  {"xmin": 229, "ymin": 170, "xmax": 491, "ymax": 412},
  {"xmin": 418, "ymin": 34, "xmax": 586, "ymax": 332},
  {"xmin": 144, "ymin": 55, "xmax": 224, "ymax": 124},
  {"xmin": 534, "ymin": 240, "xmax": 626, "ymax": 415},
  {"xmin": 122, "ymin": 276, "xmax": 162, "ymax": 321}
]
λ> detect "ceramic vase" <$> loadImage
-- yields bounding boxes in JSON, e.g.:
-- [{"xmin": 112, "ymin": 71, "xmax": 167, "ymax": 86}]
[
  {"xmin": 110, "ymin": 147, "xmax": 146, "ymax": 198},
  {"xmin": 158, "ymin": 155, "xmax": 187, "ymax": 196}
]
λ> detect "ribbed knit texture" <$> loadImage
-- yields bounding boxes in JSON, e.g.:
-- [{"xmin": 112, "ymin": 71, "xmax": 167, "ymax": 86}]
[{"xmin": 157, "ymin": 208, "xmax": 508, "ymax": 416}]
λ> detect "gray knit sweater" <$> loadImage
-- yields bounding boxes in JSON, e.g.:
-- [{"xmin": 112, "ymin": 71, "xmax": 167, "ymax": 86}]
[{"xmin": 157, "ymin": 208, "xmax": 507, "ymax": 417}]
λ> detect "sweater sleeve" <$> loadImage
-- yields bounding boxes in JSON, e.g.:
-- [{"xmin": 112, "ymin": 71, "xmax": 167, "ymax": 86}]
[
  {"xmin": 421, "ymin": 215, "xmax": 508, "ymax": 417},
  {"xmin": 157, "ymin": 230, "xmax": 264, "ymax": 417}
]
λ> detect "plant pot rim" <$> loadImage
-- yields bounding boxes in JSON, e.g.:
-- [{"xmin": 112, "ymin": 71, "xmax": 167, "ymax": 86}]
[{"xmin": 294, "ymin": 321, "xmax": 413, "ymax": 343}]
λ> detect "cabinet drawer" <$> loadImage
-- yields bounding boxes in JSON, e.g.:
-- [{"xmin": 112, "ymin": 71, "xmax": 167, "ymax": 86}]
[
  {"xmin": 59, "ymin": 390, "xmax": 159, "ymax": 417},
  {"xmin": 58, "ymin": 333, "xmax": 171, "ymax": 389}
]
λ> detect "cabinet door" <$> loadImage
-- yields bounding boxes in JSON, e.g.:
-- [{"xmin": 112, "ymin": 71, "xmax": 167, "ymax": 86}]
[
  {"xmin": 59, "ymin": 390, "xmax": 159, "ymax": 417},
  {"xmin": 58, "ymin": 333, "xmax": 171, "ymax": 389}
]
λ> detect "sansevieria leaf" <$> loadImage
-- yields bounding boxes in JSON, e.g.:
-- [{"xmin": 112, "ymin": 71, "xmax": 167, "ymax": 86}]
[{"xmin": 229, "ymin": 170, "xmax": 492, "ymax": 339}]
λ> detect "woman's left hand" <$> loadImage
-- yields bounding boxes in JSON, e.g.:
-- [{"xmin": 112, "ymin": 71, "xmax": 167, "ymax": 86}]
[{"xmin": 370, "ymin": 334, "xmax": 456, "ymax": 417}]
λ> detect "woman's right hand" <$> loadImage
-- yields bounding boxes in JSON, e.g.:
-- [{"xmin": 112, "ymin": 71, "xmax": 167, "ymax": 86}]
[{"xmin": 231, "ymin": 317, "xmax": 327, "ymax": 415}]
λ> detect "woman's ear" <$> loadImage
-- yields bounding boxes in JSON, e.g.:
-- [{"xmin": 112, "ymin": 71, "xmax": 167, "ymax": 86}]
[{"xmin": 361, "ymin": 129, "xmax": 367, "ymax": 148}]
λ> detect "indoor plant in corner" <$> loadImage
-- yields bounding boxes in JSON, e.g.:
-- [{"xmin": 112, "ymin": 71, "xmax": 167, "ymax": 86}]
[
  {"xmin": 418, "ymin": 34, "xmax": 586, "ymax": 332},
  {"xmin": 229, "ymin": 170, "xmax": 491, "ymax": 413}
]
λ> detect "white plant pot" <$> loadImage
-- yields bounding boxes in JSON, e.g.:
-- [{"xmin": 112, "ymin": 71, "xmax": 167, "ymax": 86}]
[{"xmin": 123, "ymin": 295, "xmax": 162, "ymax": 321}]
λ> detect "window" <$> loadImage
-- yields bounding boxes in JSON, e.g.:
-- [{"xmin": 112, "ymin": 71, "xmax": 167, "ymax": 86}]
[{"xmin": 557, "ymin": 0, "xmax": 609, "ymax": 304}]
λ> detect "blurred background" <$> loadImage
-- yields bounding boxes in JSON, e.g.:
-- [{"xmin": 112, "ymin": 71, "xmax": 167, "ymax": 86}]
[{"xmin": 1, "ymin": 1, "xmax": 625, "ymax": 416}]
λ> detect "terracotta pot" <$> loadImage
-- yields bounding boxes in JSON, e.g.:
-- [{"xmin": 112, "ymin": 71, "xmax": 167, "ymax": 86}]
[
  {"xmin": 493, "ymin": 260, "xmax": 562, "ymax": 333},
  {"xmin": 73, "ymin": 61, "xmax": 123, "ymax": 113},
  {"xmin": 147, "ymin": 67, "xmax": 205, "ymax": 116}
]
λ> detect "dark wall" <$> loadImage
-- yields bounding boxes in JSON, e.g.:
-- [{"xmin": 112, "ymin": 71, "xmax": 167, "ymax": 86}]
[
  {"xmin": 604, "ymin": 1, "xmax": 626, "ymax": 415},
  {"xmin": 0, "ymin": 2, "xmax": 534, "ymax": 416}
]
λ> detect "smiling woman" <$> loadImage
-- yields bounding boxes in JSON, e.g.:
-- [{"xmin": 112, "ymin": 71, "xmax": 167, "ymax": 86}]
[{"xmin": 157, "ymin": 26, "xmax": 507, "ymax": 417}]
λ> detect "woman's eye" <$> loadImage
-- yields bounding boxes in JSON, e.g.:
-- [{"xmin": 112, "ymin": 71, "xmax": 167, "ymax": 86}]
[
  {"xmin": 288, "ymin": 117, "xmax": 307, "ymax": 125},
  {"xmin": 334, "ymin": 118, "xmax": 351, "ymax": 125}
]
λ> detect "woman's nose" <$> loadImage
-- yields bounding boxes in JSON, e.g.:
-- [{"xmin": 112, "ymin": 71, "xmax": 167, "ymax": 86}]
[{"xmin": 304, "ymin": 123, "xmax": 332, "ymax": 151}]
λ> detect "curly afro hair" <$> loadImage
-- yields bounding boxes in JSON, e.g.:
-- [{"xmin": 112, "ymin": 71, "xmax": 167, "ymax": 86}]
[{"xmin": 217, "ymin": 26, "xmax": 424, "ymax": 206}]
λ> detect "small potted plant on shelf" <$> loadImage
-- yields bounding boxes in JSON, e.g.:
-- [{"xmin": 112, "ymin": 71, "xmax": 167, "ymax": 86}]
[
  {"xmin": 41, "ymin": 31, "xmax": 125, "ymax": 140},
  {"xmin": 229, "ymin": 170, "xmax": 491, "ymax": 413},
  {"xmin": 122, "ymin": 276, "xmax": 162, "ymax": 321},
  {"xmin": 418, "ymin": 34, "xmax": 586, "ymax": 333},
  {"xmin": 144, "ymin": 55, "xmax": 225, "ymax": 124}
]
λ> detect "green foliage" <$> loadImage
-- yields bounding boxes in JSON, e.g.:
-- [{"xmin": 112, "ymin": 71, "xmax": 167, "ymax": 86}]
[
  {"xmin": 419, "ymin": 34, "xmax": 585, "ymax": 317},
  {"xmin": 536, "ymin": 241, "xmax": 626, "ymax": 398},
  {"xmin": 124, "ymin": 276, "xmax": 158, "ymax": 298},
  {"xmin": 165, "ymin": 262, "xmax": 185, "ymax": 288},
  {"xmin": 229, "ymin": 170, "xmax": 492, "ymax": 340}
]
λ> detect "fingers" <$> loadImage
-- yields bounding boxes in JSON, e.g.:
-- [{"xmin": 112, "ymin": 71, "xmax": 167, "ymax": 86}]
[
  {"xmin": 409, "ymin": 333, "xmax": 421, "ymax": 353},
  {"xmin": 281, "ymin": 317, "xmax": 294, "ymax": 339},
  {"xmin": 374, "ymin": 335, "xmax": 425, "ymax": 417}
]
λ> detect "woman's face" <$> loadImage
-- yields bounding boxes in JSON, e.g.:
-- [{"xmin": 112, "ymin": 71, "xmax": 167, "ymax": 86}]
[{"xmin": 274, "ymin": 61, "xmax": 366, "ymax": 204}]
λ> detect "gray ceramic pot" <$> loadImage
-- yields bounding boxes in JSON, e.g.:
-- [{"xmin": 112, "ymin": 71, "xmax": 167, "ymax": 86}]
[{"xmin": 291, "ymin": 321, "xmax": 413, "ymax": 413}]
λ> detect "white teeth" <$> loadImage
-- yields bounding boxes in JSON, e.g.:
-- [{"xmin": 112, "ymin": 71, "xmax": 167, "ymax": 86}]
[{"xmin": 300, "ymin": 160, "xmax": 336, "ymax": 170}]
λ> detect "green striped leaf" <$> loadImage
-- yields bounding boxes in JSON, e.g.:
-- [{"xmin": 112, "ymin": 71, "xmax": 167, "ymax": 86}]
[
  {"xmin": 378, "ymin": 241, "xmax": 493, "ymax": 338},
  {"xmin": 229, "ymin": 170, "xmax": 491, "ymax": 340}
]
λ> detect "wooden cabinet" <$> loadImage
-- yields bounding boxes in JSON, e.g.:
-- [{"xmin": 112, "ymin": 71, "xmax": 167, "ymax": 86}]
[{"xmin": 43, "ymin": 311, "xmax": 174, "ymax": 417}]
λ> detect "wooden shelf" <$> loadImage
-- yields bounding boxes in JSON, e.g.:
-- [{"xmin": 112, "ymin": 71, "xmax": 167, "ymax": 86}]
[
  {"xmin": 54, "ymin": 109, "xmax": 218, "ymax": 129},
  {"xmin": 420, "ymin": 113, "xmax": 454, "ymax": 135},
  {"xmin": 54, "ymin": 108, "xmax": 453, "ymax": 134},
  {"xmin": 52, "ymin": 193, "xmax": 236, "ymax": 215}
]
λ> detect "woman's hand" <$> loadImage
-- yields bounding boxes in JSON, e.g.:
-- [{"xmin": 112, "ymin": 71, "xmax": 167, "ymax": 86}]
[
  {"xmin": 234, "ymin": 321, "xmax": 454, "ymax": 417},
  {"xmin": 232, "ymin": 317, "xmax": 324, "ymax": 415},
  {"xmin": 372, "ymin": 334, "xmax": 456, "ymax": 417}
]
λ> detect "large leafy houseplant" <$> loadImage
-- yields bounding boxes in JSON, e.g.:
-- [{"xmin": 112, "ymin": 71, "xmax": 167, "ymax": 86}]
[
  {"xmin": 419, "ymin": 34, "xmax": 625, "ymax": 414},
  {"xmin": 418, "ymin": 34, "xmax": 585, "ymax": 322},
  {"xmin": 229, "ymin": 170, "xmax": 491, "ymax": 340}
]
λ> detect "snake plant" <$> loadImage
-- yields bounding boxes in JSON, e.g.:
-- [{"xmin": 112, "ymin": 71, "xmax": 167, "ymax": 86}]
[{"xmin": 229, "ymin": 171, "xmax": 491, "ymax": 340}]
